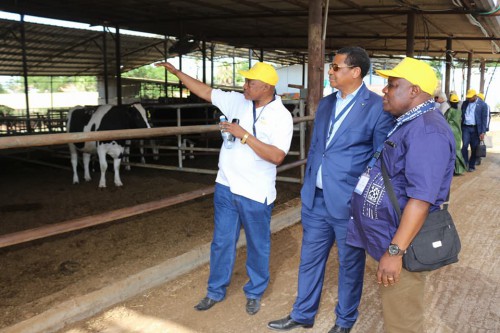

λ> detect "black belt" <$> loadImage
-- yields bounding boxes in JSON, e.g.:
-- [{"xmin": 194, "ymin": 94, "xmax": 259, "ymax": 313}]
[{"xmin": 463, "ymin": 124, "xmax": 476, "ymax": 127}]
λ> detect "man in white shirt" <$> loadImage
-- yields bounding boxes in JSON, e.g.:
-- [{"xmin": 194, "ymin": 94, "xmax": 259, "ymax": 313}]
[{"xmin": 156, "ymin": 61, "xmax": 293, "ymax": 315}]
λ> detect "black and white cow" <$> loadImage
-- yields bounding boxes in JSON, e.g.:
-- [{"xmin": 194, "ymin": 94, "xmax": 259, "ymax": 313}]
[{"xmin": 67, "ymin": 103, "xmax": 150, "ymax": 188}]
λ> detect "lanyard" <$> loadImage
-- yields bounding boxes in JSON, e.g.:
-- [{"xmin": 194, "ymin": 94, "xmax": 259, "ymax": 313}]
[
  {"xmin": 327, "ymin": 93, "xmax": 360, "ymax": 139},
  {"xmin": 365, "ymin": 99, "xmax": 435, "ymax": 171},
  {"xmin": 252, "ymin": 95, "xmax": 276, "ymax": 136}
]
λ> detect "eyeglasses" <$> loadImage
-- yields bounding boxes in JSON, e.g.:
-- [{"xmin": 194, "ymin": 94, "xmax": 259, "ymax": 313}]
[{"xmin": 329, "ymin": 63, "xmax": 355, "ymax": 71}]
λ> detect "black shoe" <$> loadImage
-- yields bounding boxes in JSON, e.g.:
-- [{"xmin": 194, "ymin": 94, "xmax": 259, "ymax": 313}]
[
  {"xmin": 246, "ymin": 298, "xmax": 260, "ymax": 315},
  {"xmin": 468, "ymin": 168, "xmax": 475, "ymax": 172},
  {"xmin": 267, "ymin": 315, "xmax": 313, "ymax": 331},
  {"xmin": 328, "ymin": 324, "xmax": 352, "ymax": 333},
  {"xmin": 194, "ymin": 297, "xmax": 219, "ymax": 311}
]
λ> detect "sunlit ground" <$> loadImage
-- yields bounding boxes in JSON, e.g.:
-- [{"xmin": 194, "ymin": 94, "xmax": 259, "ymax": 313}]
[{"xmin": 65, "ymin": 306, "xmax": 196, "ymax": 333}]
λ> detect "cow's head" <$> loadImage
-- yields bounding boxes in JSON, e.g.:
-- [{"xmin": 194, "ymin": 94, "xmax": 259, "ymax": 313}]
[{"xmin": 128, "ymin": 103, "xmax": 151, "ymax": 129}]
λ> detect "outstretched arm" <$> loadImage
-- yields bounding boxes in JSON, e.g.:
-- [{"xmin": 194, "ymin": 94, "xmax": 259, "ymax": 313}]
[{"xmin": 155, "ymin": 62, "xmax": 212, "ymax": 102}]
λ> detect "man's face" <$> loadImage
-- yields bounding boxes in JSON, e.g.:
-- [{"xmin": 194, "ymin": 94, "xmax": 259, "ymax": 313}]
[
  {"xmin": 381, "ymin": 77, "xmax": 414, "ymax": 117},
  {"xmin": 243, "ymin": 79, "xmax": 268, "ymax": 101},
  {"xmin": 328, "ymin": 54, "xmax": 355, "ymax": 90},
  {"xmin": 467, "ymin": 96, "xmax": 477, "ymax": 103}
]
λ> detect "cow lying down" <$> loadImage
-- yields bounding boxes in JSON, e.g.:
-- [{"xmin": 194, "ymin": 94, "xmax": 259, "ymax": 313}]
[{"xmin": 67, "ymin": 103, "xmax": 150, "ymax": 188}]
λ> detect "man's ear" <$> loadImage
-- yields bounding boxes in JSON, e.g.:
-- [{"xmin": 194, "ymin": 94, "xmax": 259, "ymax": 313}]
[
  {"xmin": 410, "ymin": 85, "xmax": 422, "ymax": 97},
  {"xmin": 351, "ymin": 67, "xmax": 362, "ymax": 79}
]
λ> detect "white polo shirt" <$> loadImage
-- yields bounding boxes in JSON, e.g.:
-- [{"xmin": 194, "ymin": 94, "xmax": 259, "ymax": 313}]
[{"xmin": 211, "ymin": 89, "xmax": 293, "ymax": 204}]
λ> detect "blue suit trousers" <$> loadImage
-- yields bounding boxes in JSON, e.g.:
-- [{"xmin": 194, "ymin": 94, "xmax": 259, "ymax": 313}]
[
  {"xmin": 461, "ymin": 125, "xmax": 479, "ymax": 170},
  {"xmin": 291, "ymin": 188, "xmax": 365, "ymax": 327},
  {"xmin": 206, "ymin": 183, "xmax": 273, "ymax": 301}
]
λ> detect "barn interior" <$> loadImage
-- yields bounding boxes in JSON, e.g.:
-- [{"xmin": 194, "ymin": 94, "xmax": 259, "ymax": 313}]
[
  {"xmin": 0, "ymin": 1, "xmax": 499, "ymax": 332},
  {"xmin": 0, "ymin": 0, "xmax": 499, "ymax": 134}
]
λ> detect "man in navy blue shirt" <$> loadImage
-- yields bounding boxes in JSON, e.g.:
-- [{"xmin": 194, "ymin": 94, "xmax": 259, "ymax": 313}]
[{"xmin": 347, "ymin": 57, "xmax": 455, "ymax": 333}]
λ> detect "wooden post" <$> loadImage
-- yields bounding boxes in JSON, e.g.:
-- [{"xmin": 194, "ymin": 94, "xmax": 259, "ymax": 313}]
[
  {"xmin": 103, "ymin": 27, "xmax": 109, "ymax": 104},
  {"xmin": 115, "ymin": 25, "xmax": 122, "ymax": 105},
  {"xmin": 445, "ymin": 38, "xmax": 452, "ymax": 97},
  {"xmin": 466, "ymin": 52, "xmax": 473, "ymax": 91},
  {"xmin": 20, "ymin": 15, "xmax": 31, "ymax": 132},
  {"xmin": 406, "ymin": 12, "xmax": 415, "ymax": 57},
  {"xmin": 479, "ymin": 59, "xmax": 485, "ymax": 93},
  {"xmin": 307, "ymin": 0, "xmax": 323, "ymax": 118},
  {"xmin": 202, "ymin": 40, "xmax": 207, "ymax": 84}
]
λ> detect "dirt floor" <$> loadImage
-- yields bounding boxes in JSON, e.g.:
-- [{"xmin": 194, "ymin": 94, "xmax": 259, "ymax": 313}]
[
  {"xmin": 0, "ymin": 143, "xmax": 301, "ymax": 330},
  {"xmin": 1, "ymin": 119, "xmax": 499, "ymax": 333}
]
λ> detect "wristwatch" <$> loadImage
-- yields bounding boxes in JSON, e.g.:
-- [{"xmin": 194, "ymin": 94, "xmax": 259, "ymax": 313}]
[{"xmin": 388, "ymin": 243, "xmax": 405, "ymax": 256}]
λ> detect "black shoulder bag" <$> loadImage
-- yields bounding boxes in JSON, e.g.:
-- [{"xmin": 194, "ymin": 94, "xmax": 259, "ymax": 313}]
[{"xmin": 380, "ymin": 155, "xmax": 461, "ymax": 272}]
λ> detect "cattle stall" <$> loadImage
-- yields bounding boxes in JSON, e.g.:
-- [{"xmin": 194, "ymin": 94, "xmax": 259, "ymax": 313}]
[{"xmin": 0, "ymin": 103, "xmax": 311, "ymax": 247}]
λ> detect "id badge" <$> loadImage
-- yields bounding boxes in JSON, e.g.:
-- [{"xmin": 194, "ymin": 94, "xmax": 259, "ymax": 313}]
[{"xmin": 354, "ymin": 172, "xmax": 370, "ymax": 195}]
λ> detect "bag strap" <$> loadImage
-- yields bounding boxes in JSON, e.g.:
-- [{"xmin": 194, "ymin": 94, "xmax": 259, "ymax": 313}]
[
  {"xmin": 380, "ymin": 154, "xmax": 402, "ymax": 220},
  {"xmin": 380, "ymin": 152, "xmax": 450, "ymax": 221}
]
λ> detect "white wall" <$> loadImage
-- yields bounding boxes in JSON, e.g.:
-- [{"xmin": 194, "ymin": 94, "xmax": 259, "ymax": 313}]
[{"xmin": 0, "ymin": 92, "xmax": 98, "ymax": 111}]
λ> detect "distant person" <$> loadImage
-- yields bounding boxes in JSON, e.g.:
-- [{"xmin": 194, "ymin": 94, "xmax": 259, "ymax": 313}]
[
  {"xmin": 461, "ymin": 89, "xmax": 488, "ymax": 171},
  {"xmin": 268, "ymin": 46, "xmax": 393, "ymax": 333},
  {"xmin": 477, "ymin": 92, "xmax": 491, "ymax": 132},
  {"xmin": 475, "ymin": 92, "xmax": 491, "ymax": 166},
  {"xmin": 156, "ymin": 61, "xmax": 293, "ymax": 315},
  {"xmin": 445, "ymin": 94, "xmax": 467, "ymax": 175},
  {"xmin": 347, "ymin": 57, "xmax": 455, "ymax": 333},
  {"xmin": 434, "ymin": 91, "xmax": 449, "ymax": 114},
  {"xmin": 450, "ymin": 90, "xmax": 463, "ymax": 111}
]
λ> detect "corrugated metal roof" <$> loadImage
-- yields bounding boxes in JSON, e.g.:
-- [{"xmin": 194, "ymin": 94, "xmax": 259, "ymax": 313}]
[{"xmin": 0, "ymin": 0, "xmax": 498, "ymax": 76}]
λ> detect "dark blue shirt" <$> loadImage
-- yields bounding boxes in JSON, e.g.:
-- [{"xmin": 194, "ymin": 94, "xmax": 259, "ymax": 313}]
[{"xmin": 346, "ymin": 109, "xmax": 455, "ymax": 260}]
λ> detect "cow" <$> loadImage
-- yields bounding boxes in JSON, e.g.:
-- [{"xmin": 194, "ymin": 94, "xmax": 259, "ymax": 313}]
[{"xmin": 67, "ymin": 103, "xmax": 150, "ymax": 188}]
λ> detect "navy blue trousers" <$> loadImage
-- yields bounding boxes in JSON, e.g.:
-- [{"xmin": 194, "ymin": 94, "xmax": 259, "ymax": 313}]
[
  {"xmin": 206, "ymin": 183, "xmax": 273, "ymax": 301},
  {"xmin": 291, "ymin": 188, "xmax": 365, "ymax": 328},
  {"xmin": 461, "ymin": 125, "xmax": 480, "ymax": 170}
]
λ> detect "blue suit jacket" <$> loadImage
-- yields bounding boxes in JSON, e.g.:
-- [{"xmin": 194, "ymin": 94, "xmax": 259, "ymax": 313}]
[
  {"xmin": 461, "ymin": 99, "xmax": 489, "ymax": 135},
  {"xmin": 300, "ymin": 85, "xmax": 394, "ymax": 219}
]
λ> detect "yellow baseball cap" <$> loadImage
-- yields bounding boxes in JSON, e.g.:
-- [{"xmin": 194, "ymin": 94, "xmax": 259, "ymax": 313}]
[
  {"xmin": 466, "ymin": 89, "xmax": 477, "ymax": 98},
  {"xmin": 450, "ymin": 94, "xmax": 459, "ymax": 103},
  {"xmin": 375, "ymin": 57, "xmax": 437, "ymax": 96},
  {"xmin": 239, "ymin": 62, "xmax": 279, "ymax": 86},
  {"xmin": 477, "ymin": 92, "xmax": 485, "ymax": 100}
]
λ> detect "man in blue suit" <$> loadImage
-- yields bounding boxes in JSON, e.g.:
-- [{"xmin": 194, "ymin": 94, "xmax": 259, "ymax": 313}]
[
  {"xmin": 461, "ymin": 89, "xmax": 488, "ymax": 171},
  {"xmin": 268, "ymin": 47, "xmax": 393, "ymax": 332}
]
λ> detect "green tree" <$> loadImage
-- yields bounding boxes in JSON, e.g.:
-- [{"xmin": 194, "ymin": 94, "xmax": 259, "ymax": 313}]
[
  {"xmin": 0, "ymin": 76, "xmax": 97, "ymax": 93},
  {"xmin": 428, "ymin": 60, "xmax": 443, "ymax": 81},
  {"xmin": 214, "ymin": 60, "xmax": 249, "ymax": 86},
  {"xmin": 122, "ymin": 64, "xmax": 178, "ymax": 82}
]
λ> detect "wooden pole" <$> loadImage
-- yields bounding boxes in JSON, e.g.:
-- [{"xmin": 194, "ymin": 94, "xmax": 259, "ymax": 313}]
[
  {"xmin": 0, "ymin": 186, "xmax": 215, "ymax": 249},
  {"xmin": 0, "ymin": 116, "xmax": 314, "ymax": 150},
  {"xmin": 20, "ymin": 15, "xmax": 31, "ymax": 133},
  {"xmin": 479, "ymin": 59, "xmax": 485, "ymax": 93},
  {"xmin": 445, "ymin": 38, "xmax": 452, "ymax": 97},
  {"xmin": 307, "ymin": 0, "xmax": 323, "ymax": 118},
  {"xmin": 115, "ymin": 25, "xmax": 122, "ymax": 105},
  {"xmin": 0, "ymin": 124, "xmax": 218, "ymax": 150},
  {"xmin": 466, "ymin": 52, "xmax": 473, "ymax": 91}
]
